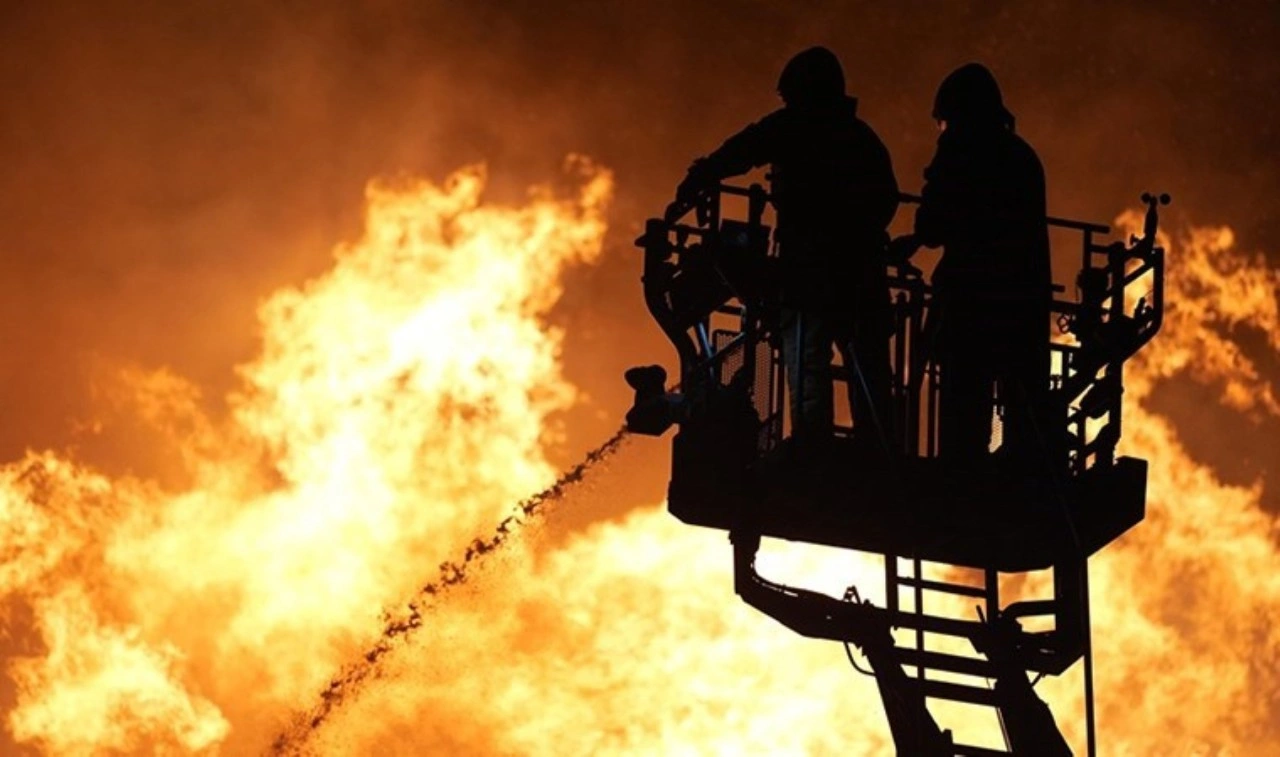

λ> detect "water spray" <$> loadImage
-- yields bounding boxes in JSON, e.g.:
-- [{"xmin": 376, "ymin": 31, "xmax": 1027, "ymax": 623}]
[{"xmin": 270, "ymin": 427, "xmax": 630, "ymax": 753}]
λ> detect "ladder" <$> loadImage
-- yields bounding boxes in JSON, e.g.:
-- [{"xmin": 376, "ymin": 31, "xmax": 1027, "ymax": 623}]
[
  {"xmin": 885, "ymin": 556, "xmax": 1009, "ymax": 755},
  {"xmin": 877, "ymin": 554, "xmax": 1079, "ymax": 756}
]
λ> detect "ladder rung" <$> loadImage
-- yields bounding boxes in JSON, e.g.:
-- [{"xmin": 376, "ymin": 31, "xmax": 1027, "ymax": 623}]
[
  {"xmin": 895, "ymin": 648, "xmax": 993, "ymax": 678},
  {"xmin": 890, "ymin": 611, "xmax": 984, "ymax": 638},
  {"xmin": 920, "ymin": 679, "xmax": 1000, "ymax": 707},
  {"xmin": 896, "ymin": 575, "xmax": 988, "ymax": 598}
]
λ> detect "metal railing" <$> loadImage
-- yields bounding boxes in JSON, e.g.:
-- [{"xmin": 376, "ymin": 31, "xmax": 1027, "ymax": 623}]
[{"xmin": 637, "ymin": 184, "xmax": 1167, "ymax": 476}]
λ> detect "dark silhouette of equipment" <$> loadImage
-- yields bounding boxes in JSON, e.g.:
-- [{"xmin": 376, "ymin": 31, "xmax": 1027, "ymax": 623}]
[{"xmin": 626, "ymin": 181, "xmax": 1168, "ymax": 755}]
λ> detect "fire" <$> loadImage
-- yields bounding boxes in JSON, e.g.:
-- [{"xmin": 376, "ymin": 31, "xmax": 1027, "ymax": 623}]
[
  {"xmin": 1052, "ymin": 213, "xmax": 1280, "ymax": 753},
  {"xmin": 3, "ymin": 154, "xmax": 1279, "ymax": 755},
  {"xmin": 0, "ymin": 157, "xmax": 613, "ymax": 754},
  {"xmin": 299, "ymin": 210, "xmax": 1280, "ymax": 754}
]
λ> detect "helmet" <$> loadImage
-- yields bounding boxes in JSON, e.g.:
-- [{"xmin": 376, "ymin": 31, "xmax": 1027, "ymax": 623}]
[
  {"xmin": 932, "ymin": 63, "xmax": 1014, "ymax": 129},
  {"xmin": 777, "ymin": 47, "xmax": 846, "ymax": 107}
]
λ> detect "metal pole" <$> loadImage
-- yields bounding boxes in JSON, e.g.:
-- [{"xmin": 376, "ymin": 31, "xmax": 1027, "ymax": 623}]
[{"xmin": 1082, "ymin": 560, "xmax": 1097, "ymax": 757}]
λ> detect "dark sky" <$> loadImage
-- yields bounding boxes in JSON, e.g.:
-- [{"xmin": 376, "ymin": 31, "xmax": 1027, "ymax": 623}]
[{"xmin": 0, "ymin": 0, "xmax": 1276, "ymax": 486}]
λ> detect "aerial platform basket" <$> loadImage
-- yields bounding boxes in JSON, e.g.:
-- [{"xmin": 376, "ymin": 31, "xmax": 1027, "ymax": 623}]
[
  {"xmin": 669, "ymin": 436, "xmax": 1147, "ymax": 574},
  {"xmin": 625, "ymin": 182, "xmax": 1168, "ymax": 755}
]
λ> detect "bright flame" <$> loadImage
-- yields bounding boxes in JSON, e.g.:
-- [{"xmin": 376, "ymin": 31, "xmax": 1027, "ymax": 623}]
[
  {"xmin": 0, "ymin": 157, "xmax": 612, "ymax": 754},
  {"xmin": 4, "ymin": 163, "xmax": 1279, "ymax": 755},
  {"xmin": 302, "ymin": 212, "xmax": 1280, "ymax": 755}
]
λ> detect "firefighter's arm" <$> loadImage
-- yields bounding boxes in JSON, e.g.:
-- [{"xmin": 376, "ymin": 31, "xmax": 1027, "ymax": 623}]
[{"xmin": 675, "ymin": 114, "xmax": 780, "ymax": 204}]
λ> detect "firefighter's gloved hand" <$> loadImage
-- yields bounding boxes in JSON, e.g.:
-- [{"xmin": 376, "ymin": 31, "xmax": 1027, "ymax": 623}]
[
  {"xmin": 674, "ymin": 172, "xmax": 701, "ymax": 204},
  {"xmin": 667, "ymin": 159, "xmax": 716, "ymax": 222},
  {"xmin": 667, "ymin": 183, "xmax": 699, "ymax": 223},
  {"xmin": 663, "ymin": 201, "xmax": 686, "ymax": 224},
  {"xmin": 676, "ymin": 158, "xmax": 715, "ymax": 198}
]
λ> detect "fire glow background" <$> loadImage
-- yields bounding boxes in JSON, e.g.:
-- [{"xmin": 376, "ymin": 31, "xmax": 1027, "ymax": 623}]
[{"xmin": 1, "ymin": 1, "xmax": 1278, "ymax": 754}]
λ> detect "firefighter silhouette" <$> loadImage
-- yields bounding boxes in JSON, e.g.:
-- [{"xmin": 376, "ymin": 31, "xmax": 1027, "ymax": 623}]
[
  {"xmin": 905, "ymin": 63, "xmax": 1055, "ymax": 465},
  {"xmin": 671, "ymin": 46, "xmax": 899, "ymax": 450}
]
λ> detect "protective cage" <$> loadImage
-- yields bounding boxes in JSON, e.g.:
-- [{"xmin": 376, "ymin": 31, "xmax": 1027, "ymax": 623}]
[{"xmin": 642, "ymin": 186, "xmax": 1163, "ymax": 574}]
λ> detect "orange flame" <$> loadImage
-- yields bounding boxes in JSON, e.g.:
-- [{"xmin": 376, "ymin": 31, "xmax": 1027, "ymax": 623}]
[
  {"xmin": 0, "ymin": 157, "xmax": 613, "ymax": 754},
  {"xmin": 300, "ymin": 210, "xmax": 1280, "ymax": 754},
  {"xmin": 4, "ymin": 161, "xmax": 1279, "ymax": 755}
]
